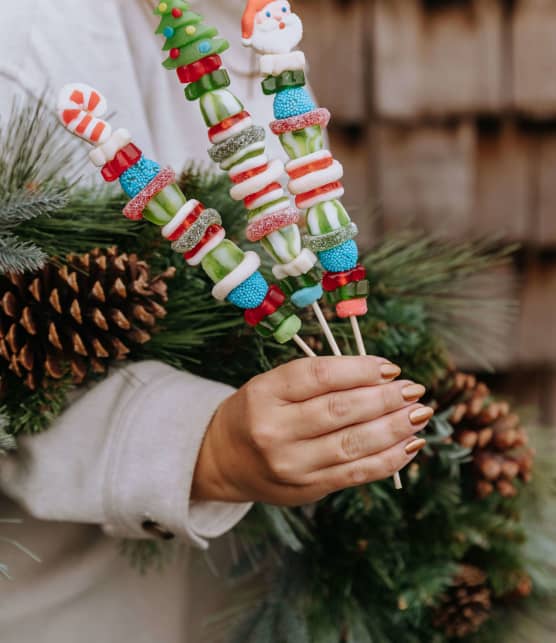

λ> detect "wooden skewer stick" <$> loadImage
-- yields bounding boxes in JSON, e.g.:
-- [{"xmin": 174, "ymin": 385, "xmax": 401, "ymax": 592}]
[
  {"xmin": 312, "ymin": 302, "xmax": 342, "ymax": 357},
  {"xmin": 350, "ymin": 316, "xmax": 403, "ymax": 491},
  {"xmin": 293, "ymin": 334, "xmax": 317, "ymax": 358}
]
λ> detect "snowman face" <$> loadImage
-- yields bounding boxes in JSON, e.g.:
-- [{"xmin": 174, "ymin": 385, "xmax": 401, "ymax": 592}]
[{"xmin": 250, "ymin": 1, "xmax": 303, "ymax": 55}]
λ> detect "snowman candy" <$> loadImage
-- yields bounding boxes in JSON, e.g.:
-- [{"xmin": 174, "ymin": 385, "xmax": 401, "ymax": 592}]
[
  {"xmin": 242, "ymin": 0, "xmax": 370, "ymax": 321},
  {"xmin": 153, "ymin": 1, "xmax": 341, "ymax": 350},
  {"xmin": 57, "ymin": 83, "xmax": 306, "ymax": 348}
]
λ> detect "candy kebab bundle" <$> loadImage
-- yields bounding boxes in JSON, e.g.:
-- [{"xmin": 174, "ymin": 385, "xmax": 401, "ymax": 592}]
[
  {"xmin": 241, "ymin": 1, "xmax": 402, "ymax": 489},
  {"xmin": 57, "ymin": 83, "xmax": 316, "ymax": 357},
  {"xmin": 240, "ymin": 1, "xmax": 372, "ymax": 355},
  {"xmin": 153, "ymin": 0, "xmax": 342, "ymax": 357}
]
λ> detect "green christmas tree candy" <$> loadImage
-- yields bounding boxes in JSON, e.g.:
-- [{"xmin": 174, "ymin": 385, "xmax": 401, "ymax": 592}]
[{"xmin": 154, "ymin": 1, "xmax": 229, "ymax": 70}]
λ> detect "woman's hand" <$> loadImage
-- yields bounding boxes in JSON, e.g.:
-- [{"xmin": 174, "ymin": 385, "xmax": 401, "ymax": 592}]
[{"xmin": 192, "ymin": 356, "xmax": 433, "ymax": 505}]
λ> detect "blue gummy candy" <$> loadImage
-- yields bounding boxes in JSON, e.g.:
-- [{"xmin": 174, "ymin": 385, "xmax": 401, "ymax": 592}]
[
  {"xmin": 291, "ymin": 284, "xmax": 323, "ymax": 308},
  {"xmin": 273, "ymin": 87, "xmax": 316, "ymax": 120},
  {"xmin": 120, "ymin": 157, "xmax": 161, "ymax": 198},
  {"xmin": 318, "ymin": 240, "xmax": 359, "ymax": 273},
  {"xmin": 227, "ymin": 272, "xmax": 269, "ymax": 309}
]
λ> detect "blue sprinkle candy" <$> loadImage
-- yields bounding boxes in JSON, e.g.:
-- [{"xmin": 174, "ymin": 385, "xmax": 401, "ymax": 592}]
[
  {"xmin": 227, "ymin": 272, "xmax": 268, "ymax": 309},
  {"xmin": 120, "ymin": 157, "xmax": 161, "ymax": 198},
  {"xmin": 291, "ymin": 284, "xmax": 323, "ymax": 308},
  {"xmin": 198, "ymin": 40, "xmax": 211, "ymax": 54},
  {"xmin": 163, "ymin": 27, "xmax": 175, "ymax": 38},
  {"xmin": 318, "ymin": 240, "xmax": 359, "ymax": 273},
  {"xmin": 273, "ymin": 87, "xmax": 316, "ymax": 119}
]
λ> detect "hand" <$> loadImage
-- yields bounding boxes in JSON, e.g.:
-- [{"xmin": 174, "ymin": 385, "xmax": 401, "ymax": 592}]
[{"xmin": 191, "ymin": 357, "xmax": 433, "ymax": 506}]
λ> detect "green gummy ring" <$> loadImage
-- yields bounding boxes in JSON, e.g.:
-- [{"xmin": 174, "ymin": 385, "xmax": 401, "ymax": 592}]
[
  {"xmin": 325, "ymin": 280, "xmax": 370, "ymax": 305},
  {"xmin": 261, "ymin": 70, "xmax": 306, "ymax": 96},
  {"xmin": 171, "ymin": 209, "xmax": 222, "ymax": 253},
  {"xmin": 208, "ymin": 126, "xmax": 266, "ymax": 165},
  {"xmin": 304, "ymin": 222, "xmax": 358, "ymax": 253},
  {"xmin": 184, "ymin": 69, "xmax": 231, "ymax": 101}
]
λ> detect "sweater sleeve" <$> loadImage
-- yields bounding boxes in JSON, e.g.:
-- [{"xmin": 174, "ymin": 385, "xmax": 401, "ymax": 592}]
[{"xmin": 0, "ymin": 361, "xmax": 252, "ymax": 550}]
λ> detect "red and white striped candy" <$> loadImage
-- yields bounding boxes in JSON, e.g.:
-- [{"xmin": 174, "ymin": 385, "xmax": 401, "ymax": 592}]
[{"xmin": 58, "ymin": 83, "xmax": 112, "ymax": 145}]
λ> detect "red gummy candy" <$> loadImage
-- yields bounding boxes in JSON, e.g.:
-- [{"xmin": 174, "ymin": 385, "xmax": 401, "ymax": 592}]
[
  {"xmin": 244, "ymin": 285, "xmax": 286, "ymax": 327},
  {"xmin": 123, "ymin": 167, "xmax": 176, "ymax": 221},
  {"xmin": 270, "ymin": 108, "xmax": 331, "ymax": 135},
  {"xmin": 184, "ymin": 224, "xmax": 223, "ymax": 261},
  {"xmin": 295, "ymin": 181, "xmax": 343, "ymax": 209},
  {"xmin": 176, "ymin": 55, "xmax": 222, "ymax": 84},
  {"xmin": 246, "ymin": 207, "xmax": 300, "ymax": 242},
  {"xmin": 101, "ymin": 143, "xmax": 142, "ymax": 182},
  {"xmin": 287, "ymin": 156, "xmax": 333, "ymax": 180},
  {"xmin": 166, "ymin": 203, "xmax": 205, "ymax": 241},
  {"xmin": 244, "ymin": 182, "xmax": 282, "ymax": 209},
  {"xmin": 231, "ymin": 163, "xmax": 269, "ymax": 185},
  {"xmin": 209, "ymin": 111, "xmax": 251, "ymax": 143},
  {"xmin": 322, "ymin": 265, "xmax": 367, "ymax": 292},
  {"xmin": 336, "ymin": 298, "xmax": 368, "ymax": 319}
]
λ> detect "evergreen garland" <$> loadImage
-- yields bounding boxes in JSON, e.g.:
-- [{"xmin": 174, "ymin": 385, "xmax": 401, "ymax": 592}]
[{"xmin": 1, "ymin": 100, "xmax": 555, "ymax": 641}]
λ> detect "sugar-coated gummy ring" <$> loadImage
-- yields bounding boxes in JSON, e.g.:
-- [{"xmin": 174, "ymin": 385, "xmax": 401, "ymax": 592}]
[
  {"xmin": 246, "ymin": 207, "xmax": 300, "ymax": 242},
  {"xmin": 171, "ymin": 209, "xmax": 222, "ymax": 253},
  {"xmin": 208, "ymin": 126, "xmax": 266, "ymax": 165},
  {"xmin": 304, "ymin": 222, "xmax": 358, "ymax": 253},
  {"xmin": 336, "ymin": 298, "xmax": 368, "ymax": 319},
  {"xmin": 270, "ymin": 108, "xmax": 331, "ymax": 135},
  {"xmin": 123, "ymin": 167, "xmax": 176, "ymax": 220}
]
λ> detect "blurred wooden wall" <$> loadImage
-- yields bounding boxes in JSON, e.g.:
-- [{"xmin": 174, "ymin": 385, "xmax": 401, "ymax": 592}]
[{"xmin": 297, "ymin": 0, "xmax": 556, "ymax": 423}]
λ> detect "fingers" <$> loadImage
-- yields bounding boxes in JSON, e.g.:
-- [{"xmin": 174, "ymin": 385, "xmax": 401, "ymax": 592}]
[
  {"xmin": 307, "ymin": 435, "xmax": 428, "ymax": 497},
  {"xmin": 291, "ymin": 379, "xmax": 426, "ymax": 439},
  {"xmin": 298, "ymin": 404, "xmax": 434, "ymax": 471},
  {"xmin": 270, "ymin": 356, "xmax": 401, "ymax": 402}
]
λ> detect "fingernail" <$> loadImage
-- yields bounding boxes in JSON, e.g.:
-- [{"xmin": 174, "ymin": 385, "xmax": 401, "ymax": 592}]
[
  {"xmin": 410, "ymin": 406, "xmax": 434, "ymax": 425},
  {"xmin": 402, "ymin": 383, "xmax": 426, "ymax": 402},
  {"xmin": 380, "ymin": 363, "xmax": 401, "ymax": 381},
  {"xmin": 405, "ymin": 438, "xmax": 427, "ymax": 455}
]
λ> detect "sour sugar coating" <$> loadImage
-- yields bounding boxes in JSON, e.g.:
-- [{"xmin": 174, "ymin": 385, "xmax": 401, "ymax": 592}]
[
  {"xmin": 57, "ymin": 83, "xmax": 302, "ymax": 345},
  {"xmin": 154, "ymin": 0, "xmax": 325, "ymax": 326},
  {"xmin": 241, "ymin": 0, "xmax": 369, "ymax": 319}
]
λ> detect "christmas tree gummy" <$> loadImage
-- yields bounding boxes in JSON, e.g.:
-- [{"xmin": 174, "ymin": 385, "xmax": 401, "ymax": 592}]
[{"xmin": 155, "ymin": 1, "xmax": 229, "ymax": 70}]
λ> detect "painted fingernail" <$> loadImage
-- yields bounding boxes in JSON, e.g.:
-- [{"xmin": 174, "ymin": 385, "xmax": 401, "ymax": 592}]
[
  {"xmin": 405, "ymin": 438, "xmax": 427, "ymax": 455},
  {"xmin": 380, "ymin": 363, "xmax": 401, "ymax": 381},
  {"xmin": 402, "ymin": 383, "xmax": 426, "ymax": 402},
  {"xmin": 410, "ymin": 406, "xmax": 434, "ymax": 425}
]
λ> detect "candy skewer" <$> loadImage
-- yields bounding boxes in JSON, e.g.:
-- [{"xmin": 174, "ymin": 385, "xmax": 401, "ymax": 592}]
[
  {"xmin": 240, "ymin": 2, "xmax": 370, "ymax": 346},
  {"xmin": 240, "ymin": 2, "xmax": 403, "ymax": 488},
  {"xmin": 57, "ymin": 83, "xmax": 310, "ymax": 354},
  {"xmin": 293, "ymin": 334, "xmax": 317, "ymax": 358},
  {"xmin": 153, "ymin": 1, "xmax": 343, "ymax": 356}
]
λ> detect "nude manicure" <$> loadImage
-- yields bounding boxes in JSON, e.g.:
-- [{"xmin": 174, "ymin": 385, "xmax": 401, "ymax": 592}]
[
  {"xmin": 380, "ymin": 363, "xmax": 401, "ymax": 381},
  {"xmin": 402, "ymin": 383, "xmax": 426, "ymax": 402},
  {"xmin": 410, "ymin": 406, "xmax": 434, "ymax": 425},
  {"xmin": 405, "ymin": 438, "xmax": 427, "ymax": 455}
]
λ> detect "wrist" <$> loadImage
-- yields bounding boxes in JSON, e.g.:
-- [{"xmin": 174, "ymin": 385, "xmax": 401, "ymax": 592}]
[{"xmin": 191, "ymin": 403, "xmax": 245, "ymax": 503}]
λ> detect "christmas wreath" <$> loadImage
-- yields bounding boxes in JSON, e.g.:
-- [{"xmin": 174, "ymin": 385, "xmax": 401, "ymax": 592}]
[{"xmin": 1, "ymin": 100, "xmax": 556, "ymax": 642}]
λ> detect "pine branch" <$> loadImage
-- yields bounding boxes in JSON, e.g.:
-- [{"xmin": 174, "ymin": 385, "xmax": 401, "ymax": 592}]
[
  {"xmin": 0, "ymin": 234, "xmax": 47, "ymax": 274},
  {"xmin": 0, "ymin": 188, "xmax": 69, "ymax": 228}
]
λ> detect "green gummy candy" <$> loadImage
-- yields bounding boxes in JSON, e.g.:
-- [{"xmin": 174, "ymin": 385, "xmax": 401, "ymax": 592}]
[
  {"xmin": 143, "ymin": 184, "xmax": 186, "ymax": 226},
  {"xmin": 262, "ymin": 70, "xmax": 306, "ymax": 96},
  {"xmin": 201, "ymin": 239, "xmax": 244, "ymax": 283},
  {"xmin": 162, "ymin": 23, "xmax": 217, "ymax": 51},
  {"xmin": 325, "ymin": 280, "xmax": 370, "ymax": 305},
  {"xmin": 163, "ymin": 37, "xmax": 229, "ymax": 70},
  {"xmin": 279, "ymin": 126, "xmax": 325, "ymax": 160},
  {"xmin": 184, "ymin": 69, "xmax": 230, "ymax": 101},
  {"xmin": 279, "ymin": 269, "xmax": 322, "ymax": 297},
  {"xmin": 200, "ymin": 89, "xmax": 243, "ymax": 127},
  {"xmin": 273, "ymin": 315, "xmax": 302, "ymax": 345}
]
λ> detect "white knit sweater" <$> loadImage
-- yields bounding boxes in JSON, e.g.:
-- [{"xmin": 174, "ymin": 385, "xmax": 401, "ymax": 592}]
[{"xmin": 0, "ymin": 1, "xmax": 276, "ymax": 640}]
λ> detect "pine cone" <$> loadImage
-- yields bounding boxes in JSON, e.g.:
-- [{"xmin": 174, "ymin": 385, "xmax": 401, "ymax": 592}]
[
  {"xmin": 432, "ymin": 565, "xmax": 492, "ymax": 639},
  {"xmin": 0, "ymin": 248, "xmax": 175, "ymax": 390},
  {"xmin": 431, "ymin": 372, "xmax": 534, "ymax": 499}
]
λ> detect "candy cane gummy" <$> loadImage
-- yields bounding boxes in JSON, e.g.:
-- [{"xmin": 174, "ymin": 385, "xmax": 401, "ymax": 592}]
[
  {"xmin": 57, "ymin": 83, "xmax": 305, "ymax": 346},
  {"xmin": 241, "ymin": 0, "xmax": 370, "ymax": 321},
  {"xmin": 153, "ymin": 1, "xmax": 327, "ymax": 331}
]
